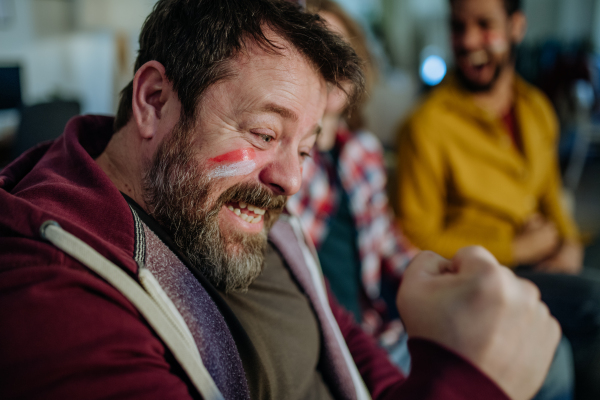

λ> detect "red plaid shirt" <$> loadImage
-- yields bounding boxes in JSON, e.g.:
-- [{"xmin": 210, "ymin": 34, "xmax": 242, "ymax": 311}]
[{"xmin": 287, "ymin": 127, "xmax": 419, "ymax": 336}]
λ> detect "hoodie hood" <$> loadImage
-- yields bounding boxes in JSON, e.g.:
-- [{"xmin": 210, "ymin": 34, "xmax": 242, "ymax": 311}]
[{"xmin": 0, "ymin": 115, "xmax": 138, "ymax": 275}]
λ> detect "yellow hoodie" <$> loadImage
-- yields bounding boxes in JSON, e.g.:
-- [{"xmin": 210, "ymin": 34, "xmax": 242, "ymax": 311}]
[{"xmin": 395, "ymin": 75, "xmax": 579, "ymax": 266}]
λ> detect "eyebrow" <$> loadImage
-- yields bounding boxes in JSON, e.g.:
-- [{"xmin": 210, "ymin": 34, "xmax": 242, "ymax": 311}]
[
  {"xmin": 260, "ymin": 102, "xmax": 321, "ymax": 137},
  {"xmin": 261, "ymin": 103, "xmax": 299, "ymax": 122}
]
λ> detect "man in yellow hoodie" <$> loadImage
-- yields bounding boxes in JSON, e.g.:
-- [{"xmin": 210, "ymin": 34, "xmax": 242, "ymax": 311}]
[
  {"xmin": 396, "ymin": 0, "xmax": 600, "ymax": 397},
  {"xmin": 397, "ymin": 0, "xmax": 581, "ymax": 271}
]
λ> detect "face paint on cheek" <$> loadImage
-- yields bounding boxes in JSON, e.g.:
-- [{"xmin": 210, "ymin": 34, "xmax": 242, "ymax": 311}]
[
  {"xmin": 486, "ymin": 32, "xmax": 508, "ymax": 55},
  {"xmin": 208, "ymin": 148, "xmax": 258, "ymax": 178}
]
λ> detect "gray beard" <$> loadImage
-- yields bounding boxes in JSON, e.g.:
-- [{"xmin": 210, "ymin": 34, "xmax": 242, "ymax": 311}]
[{"xmin": 142, "ymin": 119, "xmax": 286, "ymax": 292}]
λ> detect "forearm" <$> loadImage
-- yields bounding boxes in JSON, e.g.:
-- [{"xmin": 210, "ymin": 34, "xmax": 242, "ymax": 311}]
[
  {"xmin": 329, "ymin": 288, "xmax": 509, "ymax": 400},
  {"xmin": 398, "ymin": 339, "xmax": 511, "ymax": 400}
]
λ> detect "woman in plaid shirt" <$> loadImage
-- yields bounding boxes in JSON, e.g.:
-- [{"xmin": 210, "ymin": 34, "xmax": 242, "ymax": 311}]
[{"xmin": 287, "ymin": 0, "xmax": 419, "ymax": 372}]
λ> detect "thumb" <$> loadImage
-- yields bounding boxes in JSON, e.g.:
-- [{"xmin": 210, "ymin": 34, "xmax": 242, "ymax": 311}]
[
  {"xmin": 404, "ymin": 250, "xmax": 455, "ymax": 278},
  {"xmin": 451, "ymin": 246, "xmax": 502, "ymax": 275}
]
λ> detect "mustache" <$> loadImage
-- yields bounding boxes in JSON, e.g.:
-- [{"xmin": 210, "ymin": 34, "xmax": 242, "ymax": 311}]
[{"xmin": 216, "ymin": 182, "xmax": 287, "ymax": 212}]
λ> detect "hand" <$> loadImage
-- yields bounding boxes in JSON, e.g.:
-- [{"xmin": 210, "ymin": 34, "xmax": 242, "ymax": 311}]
[
  {"xmin": 512, "ymin": 214, "xmax": 560, "ymax": 265},
  {"xmin": 397, "ymin": 246, "xmax": 560, "ymax": 400},
  {"xmin": 537, "ymin": 240, "xmax": 583, "ymax": 274}
]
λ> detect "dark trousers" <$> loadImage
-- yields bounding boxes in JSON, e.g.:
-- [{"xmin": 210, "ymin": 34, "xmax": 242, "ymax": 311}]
[{"xmin": 516, "ymin": 268, "xmax": 600, "ymax": 400}]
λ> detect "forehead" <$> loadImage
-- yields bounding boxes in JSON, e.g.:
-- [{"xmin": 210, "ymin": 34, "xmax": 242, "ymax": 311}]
[
  {"xmin": 451, "ymin": 0, "xmax": 507, "ymax": 20},
  {"xmin": 217, "ymin": 34, "xmax": 328, "ymax": 117}
]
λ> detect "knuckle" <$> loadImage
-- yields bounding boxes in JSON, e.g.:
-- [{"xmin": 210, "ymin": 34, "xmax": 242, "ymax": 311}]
[
  {"xmin": 545, "ymin": 313, "xmax": 561, "ymax": 343},
  {"xmin": 536, "ymin": 299, "xmax": 561, "ymax": 341},
  {"xmin": 551, "ymin": 317, "xmax": 562, "ymax": 339},
  {"xmin": 474, "ymin": 267, "xmax": 506, "ymax": 304},
  {"xmin": 538, "ymin": 300, "xmax": 552, "ymax": 320},
  {"xmin": 408, "ymin": 250, "xmax": 441, "ymax": 267},
  {"xmin": 519, "ymin": 278, "xmax": 541, "ymax": 301},
  {"xmin": 456, "ymin": 245, "xmax": 491, "ymax": 260},
  {"xmin": 418, "ymin": 250, "xmax": 441, "ymax": 260}
]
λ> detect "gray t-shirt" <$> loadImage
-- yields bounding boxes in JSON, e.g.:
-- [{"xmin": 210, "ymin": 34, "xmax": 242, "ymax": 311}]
[{"xmin": 220, "ymin": 243, "xmax": 334, "ymax": 400}]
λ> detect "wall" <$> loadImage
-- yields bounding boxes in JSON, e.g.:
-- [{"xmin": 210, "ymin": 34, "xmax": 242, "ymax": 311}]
[
  {"xmin": 0, "ymin": 0, "xmax": 34, "ymax": 61},
  {"xmin": 381, "ymin": 0, "xmax": 599, "ymax": 73},
  {"xmin": 0, "ymin": 0, "xmax": 160, "ymax": 115}
]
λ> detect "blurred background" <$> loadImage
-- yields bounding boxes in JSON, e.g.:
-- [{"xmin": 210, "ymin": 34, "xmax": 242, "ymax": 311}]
[{"xmin": 0, "ymin": 0, "xmax": 598, "ymax": 263}]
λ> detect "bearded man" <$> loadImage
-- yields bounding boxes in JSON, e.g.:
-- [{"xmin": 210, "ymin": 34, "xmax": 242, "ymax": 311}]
[
  {"xmin": 396, "ymin": 0, "xmax": 600, "ymax": 397},
  {"xmin": 0, "ymin": 0, "xmax": 560, "ymax": 399}
]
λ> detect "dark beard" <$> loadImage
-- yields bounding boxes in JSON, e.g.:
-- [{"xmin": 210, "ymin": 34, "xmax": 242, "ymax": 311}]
[
  {"xmin": 456, "ymin": 62, "xmax": 502, "ymax": 93},
  {"xmin": 142, "ymin": 119, "xmax": 287, "ymax": 292},
  {"xmin": 456, "ymin": 43, "xmax": 517, "ymax": 93}
]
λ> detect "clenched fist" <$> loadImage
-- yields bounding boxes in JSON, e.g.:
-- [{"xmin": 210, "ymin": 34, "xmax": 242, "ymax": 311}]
[{"xmin": 397, "ymin": 246, "xmax": 560, "ymax": 400}]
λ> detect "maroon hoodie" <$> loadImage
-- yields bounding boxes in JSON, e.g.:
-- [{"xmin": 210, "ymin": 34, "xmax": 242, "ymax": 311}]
[{"xmin": 0, "ymin": 115, "xmax": 509, "ymax": 399}]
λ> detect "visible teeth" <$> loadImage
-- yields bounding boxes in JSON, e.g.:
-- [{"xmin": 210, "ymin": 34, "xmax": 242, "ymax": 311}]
[
  {"xmin": 229, "ymin": 204, "xmax": 264, "ymax": 223},
  {"xmin": 468, "ymin": 50, "xmax": 488, "ymax": 66}
]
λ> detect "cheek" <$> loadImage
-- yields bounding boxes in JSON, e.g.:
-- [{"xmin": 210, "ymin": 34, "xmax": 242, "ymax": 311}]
[
  {"xmin": 485, "ymin": 32, "xmax": 508, "ymax": 55},
  {"xmin": 207, "ymin": 148, "xmax": 258, "ymax": 178},
  {"xmin": 209, "ymin": 148, "xmax": 256, "ymax": 163}
]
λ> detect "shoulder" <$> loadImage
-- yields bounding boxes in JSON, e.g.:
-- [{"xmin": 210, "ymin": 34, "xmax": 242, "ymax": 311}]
[
  {"xmin": 400, "ymin": 83, "xmax": 458, "ymax": 143},
  {"xmin": 0, "ymin": 259, "xmax": 191, "ymax": 398},
  {"xmin": 0, "ymin": 235, "xmax": 140, "ymax": 315},
  {"xmin": 0, "ymin": 226, "xmax": 143, "ymax": 332}
]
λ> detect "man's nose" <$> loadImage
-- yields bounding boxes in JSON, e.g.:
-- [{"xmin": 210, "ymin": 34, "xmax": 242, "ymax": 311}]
[
  {"xmin": 456, "ymin": 25, "xmax": 483, "ymax": 50},
  {"xmin": 258, "ymin": 151, "xmax": 303, "ymax": 196}
]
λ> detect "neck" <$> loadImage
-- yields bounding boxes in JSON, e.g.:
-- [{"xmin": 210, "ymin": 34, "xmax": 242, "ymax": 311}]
[
  {"xmin": 95, "ymin": 126, "xmax": 148, "ymax": 211},
  {"xmin": 470, "ymin": 66, "xmax": 516, "ymax": 118}
]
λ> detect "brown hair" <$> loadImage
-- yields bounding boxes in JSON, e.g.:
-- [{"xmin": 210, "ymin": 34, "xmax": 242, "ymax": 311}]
[
  {"xmin": 306, "ymin": 0, "xmax": 375, "ymax": 129},
  {"xmin": 449, "ymin": 0, "xmax": 521, "ymax": 16},
  {"xmin": 114, "ymin": 0, "xmax": 365, "ymax": 132}
]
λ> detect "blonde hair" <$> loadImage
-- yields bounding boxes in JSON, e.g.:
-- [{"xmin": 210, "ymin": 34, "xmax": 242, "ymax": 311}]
[{"xmin": 307, "ymin": 0, "xmax": 376, "ymax": 129}]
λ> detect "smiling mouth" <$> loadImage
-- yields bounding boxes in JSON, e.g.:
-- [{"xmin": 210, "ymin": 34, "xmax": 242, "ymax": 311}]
[
  {"xmin": 226, "ymin": 201, "xmax": 266, "ymax": 224},
  {"xmin": 467, "ymin": 50, "xmax": 489, "ymax": 68}
]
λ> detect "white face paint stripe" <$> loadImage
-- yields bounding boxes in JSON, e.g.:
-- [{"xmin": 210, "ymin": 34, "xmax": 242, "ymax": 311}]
[
  {"xmin": 489, "ymin": 37, "xmax": 508, "ymax": 55},
  {"xmin": 208, "ymin": 160, "xmax": 257, "ymax": 178}
]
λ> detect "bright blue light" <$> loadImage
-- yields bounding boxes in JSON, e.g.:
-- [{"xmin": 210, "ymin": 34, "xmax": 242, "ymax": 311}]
[{"xmin": 420, "ymin": 55, "xmax": 447, "ymax": 86}]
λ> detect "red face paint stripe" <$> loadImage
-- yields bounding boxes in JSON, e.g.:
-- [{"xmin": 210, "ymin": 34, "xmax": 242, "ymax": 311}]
[{"xmin": 209, "ymin": 148, "xmax": 256, "ymax": 163}]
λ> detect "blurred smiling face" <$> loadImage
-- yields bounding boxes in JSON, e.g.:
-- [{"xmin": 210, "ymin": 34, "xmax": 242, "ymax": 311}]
[
  {"xmin": 450, "ymin": 0, "xmax": 525, "ymax": 91},
  {"xmin": 144, "ymin": 35, "xmax": 328, "ymax": 292}
]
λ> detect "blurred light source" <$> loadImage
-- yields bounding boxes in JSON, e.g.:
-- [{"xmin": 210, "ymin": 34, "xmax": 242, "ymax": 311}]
[
  {"xmin": 420, "ymin": 55, "xmax": 447, "ymax": 86},
  {"xmin": 573, "ymin": 79, "xmax": 595, "ymax": 110}
]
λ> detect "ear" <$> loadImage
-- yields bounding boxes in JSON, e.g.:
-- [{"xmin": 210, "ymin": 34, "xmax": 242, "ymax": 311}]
[
  {"xmin": 509, "ymin": 11, "xmax": 527, "ymax": 44},
  {"xmin": 131, "ymin": 61, "xmax": 175, "ymax": 140}
]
